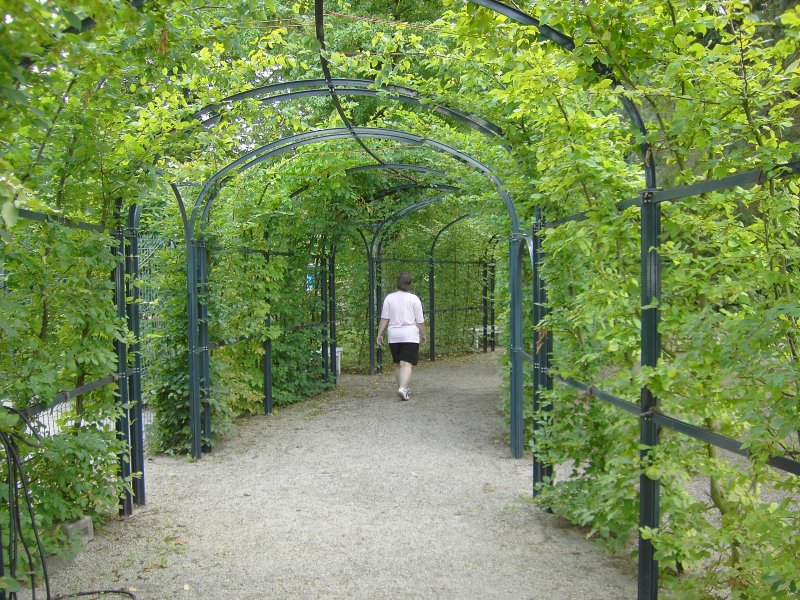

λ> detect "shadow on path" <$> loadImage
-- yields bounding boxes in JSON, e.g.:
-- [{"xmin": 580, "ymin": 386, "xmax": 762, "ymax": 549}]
[{"xmin": 47, "ymin": 353, "xmax": 636, "ymax": 600}]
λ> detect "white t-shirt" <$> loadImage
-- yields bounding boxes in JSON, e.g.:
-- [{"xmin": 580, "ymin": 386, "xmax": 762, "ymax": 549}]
[{"xmin": 380, "ymin": 290, "xmax": 425, "ymax": 343}]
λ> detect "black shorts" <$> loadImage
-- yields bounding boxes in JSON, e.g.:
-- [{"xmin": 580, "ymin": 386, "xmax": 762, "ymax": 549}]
[{"xmin": 389, "ymin": 342, "xmax": 419, "ymax": 365}]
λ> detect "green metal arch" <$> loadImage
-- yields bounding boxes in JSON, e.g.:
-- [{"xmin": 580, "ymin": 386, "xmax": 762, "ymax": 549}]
[
  {"xmin": 193, "ymin": 78, "xmax": 504, "ymax": 141},
  {"xmin": 193, "ymin": 127, "xmax": 519, "ymax": 234}
]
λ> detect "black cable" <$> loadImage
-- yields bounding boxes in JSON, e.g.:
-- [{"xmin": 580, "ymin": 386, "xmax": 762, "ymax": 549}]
[
  {"xmin": 55, "ymin": 591, "xmax": 137, "ymax": 599},
  {"xmin": 0, "ymin": 407, "xmax": 137, "ymax": 600}
]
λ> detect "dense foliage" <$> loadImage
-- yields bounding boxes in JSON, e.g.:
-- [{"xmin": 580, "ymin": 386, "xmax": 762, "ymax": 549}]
[{"xmin": 1, "ymin": 0, "xmax": 799, "ymax": 596}]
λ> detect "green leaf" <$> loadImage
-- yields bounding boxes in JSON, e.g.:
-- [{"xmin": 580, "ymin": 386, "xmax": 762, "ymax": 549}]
[
  {"xmin": 62, "ymin": 9, "xmax": 84, "ymax": 31},
  {"xmin": 1, "ymin": 201, "xmax": 18, "ymax": 228},
  {"xmin": 0, "ymin": 576, "xmax": 21, "ymax": 592}
]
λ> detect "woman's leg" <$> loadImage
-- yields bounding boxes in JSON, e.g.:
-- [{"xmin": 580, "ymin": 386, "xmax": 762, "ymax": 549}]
[{"xmin": 397, "ymin": 360, "xmax": 413, "ymax": 389}]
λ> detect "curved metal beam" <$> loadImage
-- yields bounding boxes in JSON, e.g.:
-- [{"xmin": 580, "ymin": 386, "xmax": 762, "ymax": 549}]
[
  {"xmin": 468, "ymin": 0, "xmax": 575, "ymax": 50},
  {"xmin": 467, "ymin": 0, "xmax": 654, "ymax": 187},
  {"xmin": 372, "ymin": 183, "xmax": 458, "ymax": 201},
  {"xmin": 193, "ymin": 79, "xmax": 504, "ymax": 140},
  {"xmin": 346, "ymin": 163, "xmax": 448, "ymax": 177},
  {"xmin": 432, "ymin": 213, "xmax": 472, "ymax": 252},
  {"xmin": 374, "ymin": 193, "xmax": 456, "ymax": 257},
  {"xmin": 289, "ymin": 165, "xmax": 452, "ymax": 200},
  {"xmin": 194, "ymin": 127, "xmax": 519, "ymax": 234}
]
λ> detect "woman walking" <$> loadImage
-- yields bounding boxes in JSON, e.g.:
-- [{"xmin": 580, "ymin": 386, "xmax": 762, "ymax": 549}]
[{"xmin": 376, "ymin": 272, "xmax": 427, "ymax": 401}]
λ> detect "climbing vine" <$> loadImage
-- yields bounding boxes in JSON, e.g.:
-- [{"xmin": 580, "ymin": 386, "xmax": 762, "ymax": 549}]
[{"xmin": 1, "ymin": 0, "xmax": 799, "ymax": 596}]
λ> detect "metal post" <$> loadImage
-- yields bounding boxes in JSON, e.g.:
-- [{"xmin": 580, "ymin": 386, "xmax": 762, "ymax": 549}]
[
  {"xmin": 376, "ymin": 254, "xmax": 383, "ymax": 373},
  {"xmin": 126, "ymin": 206, "xmax": 145, "ymax": 505},
  {"xmin": 368, "ymin": 250, "xmax": 376, "ymax": 375},
  {"xmin": 329, "ymin": 250, "xmax": 337, "ymax": 384},
  {"xmin": 428, "ymin": 256, "xmax": 436, "ymax": 361},
  {"xmin": 197, "ymin": 237, "xmax": 211, "ymax": 452},
  {"xmin": 639, "ymin": 190, "xmax": 661, "ymax": 600},
  {"xmin": 482, "ymin": 260, "xmax": 488, "ymax": 353},
  {"xmin": 490, "ymin": 256, "xmax": 496, "ymax": 352},
  {"xmin": 321, "ymin": 254, "xmax": 329, "ymax": 382},
  {"xmin": 532, "ymin": 214, "xmax": 553, "ymax": 494},
  {"xmin": 185, "ymin": 236, "xmax": 202, "ymax": 459},
  {"xmin": 509, "ymin": 235, "xmax": 524, "ymax": 458},
  {"xmin": 263, "ymin": 313, "xmax": 273, "ymax": 414},
  {"xmin": 113, "ymin": 225, "xmax": 133, "ymax": 516}
]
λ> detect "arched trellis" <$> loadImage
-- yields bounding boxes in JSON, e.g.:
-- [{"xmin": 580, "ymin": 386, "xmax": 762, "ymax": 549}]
[
  {"xmin": 176, "ymin": 0, "xmax": 662, "ymax": 593},
  {"xmin": 179, "ymin": 4, "xmax": 800, "ymax": 597},
  {"xmin": 8, "ymin": 3, "xmax": 800, "ymax": 599},
  {"xmin": 180, "ymin": 126, "xmax": 527, "ymax": 464},
  {"xmin": 447, "ymin": 4, "xmax": 661, "ymax": 596},
  {"xmin": 194, "ymin": 78, "xmax": 504, "ymax": 142},
  {"xmin": 290, "ymin": 164, "xmax": 454, "ymax": 200},
  {"xmin": 456, "ymin": 7, "xmax": 800, "ymax": 600},
  {"xmin": 357, "ymin": 189, "xmax": 461, "ymax": 375}
]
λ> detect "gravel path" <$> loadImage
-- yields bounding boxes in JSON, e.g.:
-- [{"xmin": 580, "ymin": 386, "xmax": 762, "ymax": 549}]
[{"xmin": 46, "ymin": 353, "xmax": 636, "ymax": 599}]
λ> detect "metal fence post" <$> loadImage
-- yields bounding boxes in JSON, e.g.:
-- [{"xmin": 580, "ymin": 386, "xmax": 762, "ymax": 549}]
[
  {"xmin": 639, "ymin": 190, "xmax": 662, "ymax": 600},
  {"xmin": 490, "ymin": 255, "xmax": 496, "ymax": 352},
  {"xmin": 321, "ymin": 254, "xmax": 329, "ymax": 382},
  {"xmin": 185, "ymin": 236, "xmax": 202, "ymax": 459},
  {"xmin": 113, "ymin": 224, "xmax": 133, "ymax": 516},
  {"xmin": 428, "ymin": 256, "xmax": 436, "ymax": 361},
  {"xmin": 263, "ymin": 311, "xmax": 273, "ymax": 414},
  {"xmin": 197, "ymin": 237, "xmax": 211, "ymax": 451},
  {"xmin": 329, "ymin": 249, "xmax": 337, "ymax": 384},
  {"xmin": 482, "ymin": 260, "xmax": 488, "ymax": 353},
  {"xmin": 126, "ymin": 206, "xmax": 145, "ymax": 505},
  {"xmin": 368, "ymin": 247, "xmax": 376, "ymax": 375},
  {"xmin": 532, "ymin": 214, "xmax": 553, "ymax": 494},
  {"xmin": 376, "ymin": 253, "xmax": 383, "ymax": 373},
  {"xmin": 509, "ymin": 234, "xmax": 524, "ymax": 458}
]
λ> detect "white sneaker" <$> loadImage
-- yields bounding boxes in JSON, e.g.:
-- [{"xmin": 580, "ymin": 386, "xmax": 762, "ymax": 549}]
[{"xmin": 398, "ymin": 387, "xmax": 410, "ymax": 401}]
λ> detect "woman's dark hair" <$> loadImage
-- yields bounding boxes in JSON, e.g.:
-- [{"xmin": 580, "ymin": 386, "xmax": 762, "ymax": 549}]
[{"xmin": 396, "ymin": 272, "xmax": 412, "ymax": 291}]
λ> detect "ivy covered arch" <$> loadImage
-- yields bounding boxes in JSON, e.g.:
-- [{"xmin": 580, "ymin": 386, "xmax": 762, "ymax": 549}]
[
  {"xmin": 3, "ymin": 1, "xmax": 800, "ymax": 598},
  {"xmin": 179, "ymin": 125, "xmax": 527, "ymax": 460}
]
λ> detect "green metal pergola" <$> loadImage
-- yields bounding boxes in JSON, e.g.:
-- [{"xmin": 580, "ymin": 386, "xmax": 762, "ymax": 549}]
[
  {"xmin": 170, "ymin": 5, "xmax": 800, "ymax": 600},
  {"xmin": 6, "ymin": 2, "xmax": 800, "ymax": 599}
]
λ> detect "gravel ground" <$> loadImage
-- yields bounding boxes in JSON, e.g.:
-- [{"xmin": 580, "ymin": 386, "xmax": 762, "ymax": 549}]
[{"xmin": 44, "ymin": 352, "xmax": 636, "ymax": 600}]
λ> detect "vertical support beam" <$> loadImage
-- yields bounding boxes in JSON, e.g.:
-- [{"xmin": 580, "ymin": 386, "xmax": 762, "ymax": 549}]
[
  {"xmin": 367, "ymin": 250, "xmax": 376, "ymax": 375},
  {"xmin": 186, "ymin": 237, "xmax": 202, "ymax": 459},
  {"xmin": 262, "ymin": 251, "xmax": 273, "ymax": 414},
  {"xmin": 509, "ymin": 235, "xmax": 524, "ymax": 458},
  {"xmin": 329, "ymin": 250, "xmax": 337, "ymax": 384},
  {"xmin": 263, "ymin": 316, "xmax": 273, "ymax": 414},
  {"xmin": 639, "ymin": 190, "xmax": 661, "ymax": 600},
  {"xmin": 126, "ymin": 207, "xmax": 145, "ymax": 505},
  {"xmin": 428, "ymin": 257, "xmax": 436, "ymax": 361},
  {"xmin": 376, "ymin": 256, "xmax": 383, "ymax": 373},
  {"xmin": 490, "ymin": 256, "xmax": 497, "ymax": 352},
  {"xmin": 482, "ymin": 260, "xmax": 488, "ymax": 353},
  {"xmin": 113, "ymin": 224, "xmax": 133, "ymax": 516},
  {"xmin": 197, "ymin": 237, "xmax": 211, "ymax": 452},
  {"xmin": 321, "ymin": 254, "xmax": 329, "ymax": 382},
  {"xmin": 532, "ymin": 214, "xmax": 553, "ymax": 494}
]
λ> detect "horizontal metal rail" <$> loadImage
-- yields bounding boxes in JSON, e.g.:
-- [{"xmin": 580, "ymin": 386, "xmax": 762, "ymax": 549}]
[
  {"xmin": 553, "ymin": 376, "xmax": 800, "ymax": 475},
  {"xmin": 556, "ymin": 376, "xmax": 640, "ymax": 416},
  {"xmin": 517, "ymin": 348, "xmax": 535, "ymax": 364},
  {"xmin": 22, "ymin": 369, "xmax": 137, "ymax": 419},
  {"xmin": 544, "ymin": 159, "xmax": 800, "ymax": 230},
  {"xmin": 18, "ymin": 208, "xmax": 112, "ymax": 234},
  {"xmin": 208, "ymin": 321, "xmax": 337, "ymax": 351},
  {"xmin": 431, "ymin": 306, "xmax": 484, "ymax": 314},
  {"xmin": 378, "ymin": 257, "xmax": 484, "ymax": 265}
]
